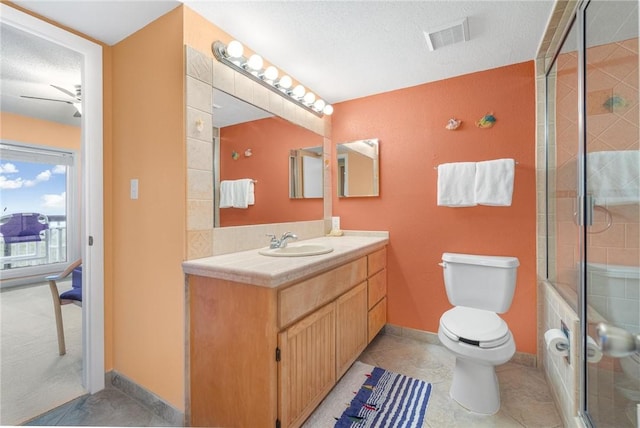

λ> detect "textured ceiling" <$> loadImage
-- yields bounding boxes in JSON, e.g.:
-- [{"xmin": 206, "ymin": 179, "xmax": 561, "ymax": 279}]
[
  {"xmin": 3, "ymin": 0, "xmax": 560, "ymax": 126},
  {"xmin": 1, "ymin": 24, "xmax": 82, "ymax": 126}
]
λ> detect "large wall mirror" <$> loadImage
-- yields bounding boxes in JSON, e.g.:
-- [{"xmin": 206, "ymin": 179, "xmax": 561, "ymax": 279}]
[
  {"xmin": 337, "ymin": 138, "xmax": 380, "ymax": 197},
  {"xmin": 214, "ymin": 89, "xmax": 324, "ymax": 227}
]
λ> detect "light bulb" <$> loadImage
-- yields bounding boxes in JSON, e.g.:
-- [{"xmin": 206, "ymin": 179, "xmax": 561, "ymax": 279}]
[
  {"xmin": 292, "ymin": 84, "xmax": 305, "ymax": 99},
  {"xmin": 226, "ymin": 40, "xmax": 244, "ymax": 58},
  {"xmin": 264, "ymin": 66, "xmax": 278, "ymax": 81},
  {"xmin": 313, "ymin": 99, "xmax": 326, "ymax": 112},
  {"xmin": 303, "ymin": 92, "xmax": 316, "ymax": 105},
  {"xmin": 323, "ymin": 104, "xmax": 334, "ymax": 115},
  {"xmin": 247, "ymin": 54, "xmax": 263, "ymax": 71},
  {"xmin": 277, "ymin": 75, "xmax": 292, "ymax": 89}
]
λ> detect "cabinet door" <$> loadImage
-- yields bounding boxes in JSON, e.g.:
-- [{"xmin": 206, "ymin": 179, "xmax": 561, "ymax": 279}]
[
  {"xmin": 278, "ymin": 303, "xmax": 335, "ymax": 428},
  {"xmin": 336, "ymin": 282, "xmax": 368, "ymax": 378},
  {"xmin": 368, "ymin": 297, "xmax": 387, "ymax": 343}
]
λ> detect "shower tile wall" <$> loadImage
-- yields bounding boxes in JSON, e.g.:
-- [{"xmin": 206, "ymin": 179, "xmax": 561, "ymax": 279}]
[
  {"xmin": 539, "ymin": 281, "xmax": 581, "ymax": 427},
  {"xmin": 585, "ymin": 37, "xmax": 639, "ymax": 268}
]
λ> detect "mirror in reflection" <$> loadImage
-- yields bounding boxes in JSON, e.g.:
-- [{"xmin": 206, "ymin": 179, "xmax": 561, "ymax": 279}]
[
  {"xmin": 336, "ymin": 138, "xmax": 380, "ymax": 197},
  {"xmin": 289, "ymin": 146, "xmax": 323, "ymax": 199},
  {"xmin": 214, "ymin": 90, "xmax": 324, "ymax": 227}
]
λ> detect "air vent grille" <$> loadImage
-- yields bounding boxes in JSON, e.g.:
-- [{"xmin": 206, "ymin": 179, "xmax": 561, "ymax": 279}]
[{"xmin": 424, "ymin": 17, "xmax": 470, "ymax": 51}]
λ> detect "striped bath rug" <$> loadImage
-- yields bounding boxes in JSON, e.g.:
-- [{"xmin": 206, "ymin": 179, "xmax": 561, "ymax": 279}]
[{"xmin": 334, "ymin": 364, "xmax": 432, "ymax": 427}]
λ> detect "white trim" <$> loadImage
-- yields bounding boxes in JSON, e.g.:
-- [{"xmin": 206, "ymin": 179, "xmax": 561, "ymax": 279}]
[{"xmin": 0, "ymin": 4, "xmax": 105, "ymax": 394}]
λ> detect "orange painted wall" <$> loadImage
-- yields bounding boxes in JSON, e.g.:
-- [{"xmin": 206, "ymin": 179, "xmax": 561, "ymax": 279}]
[
  {"xmin": 331, "ymin": 61, "xmax": 538, "ymax": 354},
  {"xmin": 111, "ymin": 7, "xmax": 185, "ymax": 409},
  {"xmin": 0, "ymin": 112, "xmax": 81, "ymax": 149},
  {"xmin": 219, "ymin": 117, "xmax": 323, "ymax": 226}
]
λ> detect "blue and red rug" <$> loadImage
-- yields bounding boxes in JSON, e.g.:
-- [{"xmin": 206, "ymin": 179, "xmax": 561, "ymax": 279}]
[{"xmin": 334, "ymin": 365, "xmax": 432, "ymax": 427}]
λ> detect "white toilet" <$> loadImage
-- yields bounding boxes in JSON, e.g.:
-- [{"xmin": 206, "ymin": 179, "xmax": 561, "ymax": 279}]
[{"xmin": 438, "ymin": 252, "xmax": 520, "ymax": 415}]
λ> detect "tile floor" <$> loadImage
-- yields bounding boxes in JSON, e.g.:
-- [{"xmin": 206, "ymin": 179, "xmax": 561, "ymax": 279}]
[{"xmin": 25, "ymin": 333, "xmax": 563, "ymax": 427}]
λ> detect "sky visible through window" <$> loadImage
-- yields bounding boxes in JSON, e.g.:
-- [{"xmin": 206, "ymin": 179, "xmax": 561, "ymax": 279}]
[{"xmin": 0, "ymin": 160, "xmax": 66, "ymax": 216}]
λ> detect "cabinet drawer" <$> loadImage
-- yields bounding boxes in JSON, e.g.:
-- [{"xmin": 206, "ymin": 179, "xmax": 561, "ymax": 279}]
[
  {"xmin": 368, "ymin": 297, "xmax": 387, "ymax": 343},
  {"xmin": 279, "ymin": 257, "xmax": 367, "ymax": 328},
  {"xmin": 367, "ymin": 269, "xmax": 387, "ymax": 309},
  {"xmin": 368, "ymin": 247, "xmax": 386, "ymax": 275}
]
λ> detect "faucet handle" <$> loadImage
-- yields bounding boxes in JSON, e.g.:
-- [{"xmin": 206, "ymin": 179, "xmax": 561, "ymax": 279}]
[{"xmin": 266, "ymin": 234, "xmax": 279, "ymax": 248}]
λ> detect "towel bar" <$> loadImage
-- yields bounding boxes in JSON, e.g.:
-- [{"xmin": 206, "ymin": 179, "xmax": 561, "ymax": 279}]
[{"xmin": 434, "ymin": 160, "xmax": 519, "ymax": 170}]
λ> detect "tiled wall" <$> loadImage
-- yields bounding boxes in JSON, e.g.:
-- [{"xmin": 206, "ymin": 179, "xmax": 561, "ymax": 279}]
[{"xmin": 184, "ymin": 45, "xmax": 331, "ymax": 259}]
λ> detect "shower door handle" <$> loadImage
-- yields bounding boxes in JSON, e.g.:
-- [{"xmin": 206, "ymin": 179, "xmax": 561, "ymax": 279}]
[
  {"xmin": 576, "ymin": 195, "xmax": 595, "ymax": 226},
  {"xmin": 596, "ymin": 323, "xmax": 640, "ymax": 358}
]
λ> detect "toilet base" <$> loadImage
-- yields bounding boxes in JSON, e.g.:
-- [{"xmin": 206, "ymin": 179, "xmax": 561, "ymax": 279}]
[{"xmin": 450, "ymin": 357, "xmax": 501, "ymax": 415}]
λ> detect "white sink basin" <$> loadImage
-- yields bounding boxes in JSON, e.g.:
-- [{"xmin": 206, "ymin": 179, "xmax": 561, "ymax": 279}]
[{"xmin": 259, "ymin": 243, "xmax": 334, "ymax": 257}]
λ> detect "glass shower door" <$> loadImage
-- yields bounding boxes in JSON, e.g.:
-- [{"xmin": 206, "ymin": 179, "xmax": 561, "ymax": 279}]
[{"xmin": 583, "ymin": 1, "xmax": 639, "ymax": 426}]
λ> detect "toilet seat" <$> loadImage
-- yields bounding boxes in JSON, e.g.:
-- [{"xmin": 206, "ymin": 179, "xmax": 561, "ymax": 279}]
[{"xmin": 440, "ymin": 306, "xmax": 510, "ymax": 349}]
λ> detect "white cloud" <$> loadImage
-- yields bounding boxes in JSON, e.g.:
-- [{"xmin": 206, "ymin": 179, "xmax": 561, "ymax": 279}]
[
  {"xmin": 24, "ymin": 170, "xmax": 52, "ymax": 187},
  {"xmin": 52, "ymin": 165, "xmax": 66, "ymax": 174},
  {"xmin": 0, "ymin": 175, "xmax": 24, "ymax": 189},
  {"xmin": 42, "ymin": 192, "xmax": 66, "ymax": 209},
  {"xmin": 0, "ymin": 163, "xmax": 19, "ymax": 174}
]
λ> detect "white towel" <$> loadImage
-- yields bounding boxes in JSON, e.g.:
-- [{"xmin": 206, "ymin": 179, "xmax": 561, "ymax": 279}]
[
  {"xmin": 474, "ymin": 158, "xmax": 515, "ymax": 206},
  {"xmin": 437, "ymin": 162, "xmax": 477, "ymax": 207},
  {"xmin": 587, "ymin": 151, "xmax": 639, "ymax": 206},
  {"xmin": 219, "ymin": 179, "xmax": 255, "ymax": 208},
  {"xmin": 219, "ymin": 180, "xmax": 235, "ymax": 208}
]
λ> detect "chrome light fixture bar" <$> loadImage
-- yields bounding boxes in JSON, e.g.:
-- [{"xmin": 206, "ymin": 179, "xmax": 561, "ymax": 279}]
[{"xmin": 212, "ymin": 40, "xmax": 333, "ymax": 117}]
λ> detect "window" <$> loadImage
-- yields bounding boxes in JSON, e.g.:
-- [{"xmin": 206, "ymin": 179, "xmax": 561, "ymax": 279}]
[{"xmin": 0, "ymin": 142, "xmax": 78, "ymax": 280}]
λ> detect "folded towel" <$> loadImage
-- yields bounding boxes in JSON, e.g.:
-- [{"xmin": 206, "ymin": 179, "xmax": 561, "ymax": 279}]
[
  {"xmin": 437, "ymin": 162, "xmax": 477, "ymax": 207},
  {"xmin": 474, "ymin": 158, "xmax": 515, "ymax": 206},
  {"xmin": 220, "ymin": 179, "xmax": 255, "ymax": 208},
  {"xmin": 587, "ymin": 150, "xmax": 639, "ymax": 206}
]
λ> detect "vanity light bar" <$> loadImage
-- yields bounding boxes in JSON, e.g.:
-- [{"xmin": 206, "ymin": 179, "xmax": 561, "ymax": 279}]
[{"xmin": 211, "ymin": 40, "xmax": 333, "ymax": 117}]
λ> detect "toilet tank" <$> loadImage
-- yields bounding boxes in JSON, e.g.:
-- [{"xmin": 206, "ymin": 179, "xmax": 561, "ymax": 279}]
[{"xmin": 441, "ymin": 252, "xmax": 519, "ymax": 313}]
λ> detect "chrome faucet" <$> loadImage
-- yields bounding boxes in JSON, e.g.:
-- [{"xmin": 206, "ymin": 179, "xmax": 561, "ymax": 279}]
[{"xmin": 266, "ymin": 232, "xmax": 298, "ymax": 249}]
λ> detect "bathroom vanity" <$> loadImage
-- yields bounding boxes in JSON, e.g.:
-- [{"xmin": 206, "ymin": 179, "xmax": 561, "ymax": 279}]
[{"xmin": 183, "ymin": 234, "xmax": 388, "ymax": 428}]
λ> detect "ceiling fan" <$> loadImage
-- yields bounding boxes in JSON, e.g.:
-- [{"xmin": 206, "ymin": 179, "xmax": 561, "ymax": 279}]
[{"xmin": 21, "ymin": 84, "xmax": 82, "ymax": 117}]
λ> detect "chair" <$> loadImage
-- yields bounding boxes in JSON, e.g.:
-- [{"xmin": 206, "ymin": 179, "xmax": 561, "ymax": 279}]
[
  {"xmin": 47, "ymin": 259, "xmax": 82, "ymax": 355},
  {"xmin": 0, "ymin": 213, "xmax": 50, "ymax": 264}
]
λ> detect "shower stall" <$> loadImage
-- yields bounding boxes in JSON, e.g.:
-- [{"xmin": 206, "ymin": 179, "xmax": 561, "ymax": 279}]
[{"xmin": 544, "ymin": 0, "xmax": 639, "ymax": 426}]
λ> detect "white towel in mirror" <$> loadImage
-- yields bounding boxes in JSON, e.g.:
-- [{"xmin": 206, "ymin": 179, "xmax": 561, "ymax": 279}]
[
  {"xmin": 220, "ymin": 179, "xmax": 255, "ymax": 208},
  {"xmin": 474, "ymin": 158, "xmax": 515, "ymax": 206},
  {"xmin": 437, "ymin": 162, "xmax": 477, "ymax": 207}
]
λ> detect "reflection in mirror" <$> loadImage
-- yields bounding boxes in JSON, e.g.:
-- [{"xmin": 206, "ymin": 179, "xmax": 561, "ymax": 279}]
[
  {"xmin": 213, "ymin": 89, "xmax": 324, "ymax": 227},
  {"xmin": 337, "ymin": 139, "xmax": 380, "ymax": 197},
  {"xmin": 289, "ymin": 146, "xmax": 323, "ymax": 199}
]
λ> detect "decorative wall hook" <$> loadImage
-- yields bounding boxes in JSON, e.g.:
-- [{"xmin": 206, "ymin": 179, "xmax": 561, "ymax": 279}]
[
  {"xmin": 445, "ymin": 118, "xmax": 462, "ymax": 130},
  {"xmin": 244, "ymin": 148, "xmax": 253, "ymax": 157},
  {"xmin": 476, "ymin": 113, "xmax": 496, "ymax": 128}
]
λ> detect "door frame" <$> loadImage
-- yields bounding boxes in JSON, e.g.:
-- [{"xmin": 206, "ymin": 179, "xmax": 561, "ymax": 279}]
[{"xmin": 1, "ymin": 4, "xmax": 105, "ymax": 394}]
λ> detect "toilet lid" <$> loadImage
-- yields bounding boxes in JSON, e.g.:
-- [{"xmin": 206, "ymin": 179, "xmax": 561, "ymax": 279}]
[{"xmin": 440, "ymin": 306, "xmax": 511, "ymax": 348}]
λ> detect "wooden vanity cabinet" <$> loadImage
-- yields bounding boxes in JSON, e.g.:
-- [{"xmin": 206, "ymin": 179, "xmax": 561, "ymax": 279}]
[
  {"xmin": 188, "ymin": 246, "xmax": 387, "ymax": 428},
  {"xmin": 367, "ymin": 247, "xmax": 387, "ymax": 342}
]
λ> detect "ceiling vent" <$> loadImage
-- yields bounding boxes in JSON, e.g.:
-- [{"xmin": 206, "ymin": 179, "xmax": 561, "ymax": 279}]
[{"xmin": 424, "ymin": 17, "xmax": 470, "ymax": 51}]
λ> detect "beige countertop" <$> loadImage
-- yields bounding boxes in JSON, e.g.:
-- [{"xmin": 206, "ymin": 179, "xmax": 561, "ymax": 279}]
[{"xmin": 182, "ymin": 231, "xmax": 389, "ymax": 288}]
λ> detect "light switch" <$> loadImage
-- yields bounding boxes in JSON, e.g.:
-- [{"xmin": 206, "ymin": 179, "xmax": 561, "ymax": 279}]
[{"xmin": 130, "ymin": 179, "xmax": 139, "ymax": 200}]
